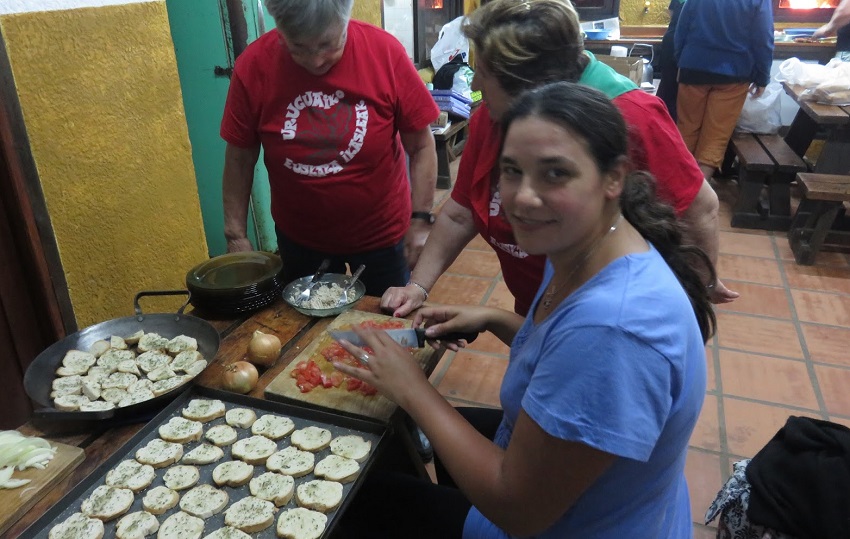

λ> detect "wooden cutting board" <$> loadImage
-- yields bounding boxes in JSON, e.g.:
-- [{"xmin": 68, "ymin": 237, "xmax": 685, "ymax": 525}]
[
  {"xmin": 0, "ymin": 440, "xmax": 85, "ymax": 536},
  {"xmin": 264, "ymin": 310, "xmax": 438, "ymax": 422}
]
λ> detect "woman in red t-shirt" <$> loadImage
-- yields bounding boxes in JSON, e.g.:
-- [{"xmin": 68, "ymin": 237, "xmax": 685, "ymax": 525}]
[
  {"xmin": 382, "ymin": 0, "xmax": 737, "ymax": 316},
  {"xmin": 221, "ymin": 0, "xmax": 439, "ymax": 295}
]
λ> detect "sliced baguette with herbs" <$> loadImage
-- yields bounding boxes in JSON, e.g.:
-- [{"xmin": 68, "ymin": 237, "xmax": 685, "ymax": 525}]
[
  {"xmin": 212, "ymin": 460, "xmax": 254, "ymax": 487},
  {"xmin": 276, "ymin": 508, "xmax": 328, "ymax": 539},
  {"xmin": 142, "ymin": 486, "xmax": 179, "ymax": 515},
  {"xmin": 182, "ymin": 443, "xmax": 225, "ymax": 465},
  {"xmin": 157, "ymin": 511, "xmax": 204, "ymax": 539},
  {"xmin": 80, "ymin": 485, "xmax": 134, "ymax": 521},
  {"xmin": 223, "ymin": 496, "xmax": 276, "ymax": 533},
  {"xmin": 249, "ymin": 471, "xmax": 294, "ymax": 506},
  {"xmin": 48, "ymin": 512, "xmax": 105, "ymax": 539},
  {"xmin": 179, "ymin": 484, "xmax": 229, "ymax": 519},
  {"xmin": 294, "ymin": 480, "xmax": 343, "ymax": 513},
  {"xmin": 115, "ymin": 511, "xmax": 159, "ymax": 539}
]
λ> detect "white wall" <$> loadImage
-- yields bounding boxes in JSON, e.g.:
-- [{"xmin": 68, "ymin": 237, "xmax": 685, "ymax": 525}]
[{"xmin": 383, "ymin": 0, "xmax": 414, "ymax": 59}]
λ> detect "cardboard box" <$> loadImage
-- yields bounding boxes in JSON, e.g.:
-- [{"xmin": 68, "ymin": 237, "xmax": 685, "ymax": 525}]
[{"xmin": 595, "ymin": 55, "xmax": 644, "ymax": 87}]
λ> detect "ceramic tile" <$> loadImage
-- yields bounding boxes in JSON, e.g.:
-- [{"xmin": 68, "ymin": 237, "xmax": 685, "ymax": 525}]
[
  {"xmin": 715, "ymin": 312, "xmax": 803, "ymax": 359},
  {"xmin": 446, "ymin": 248, "xmax": 503, "ymax": 279},
  {"xmin": 716, "ymin": 253, "xmax": 783, "ymax": 286},
  {"xmin": 685, "ymin": 450, "xmax": 724, "ymax": 524},
  {"xmin": 466, "ymin": 331, "xmax": 511, "ymax": 356},
  {"xmin": 723, "ymin": 398, "xmax": 820, "ymax": 457},
  {"xmin": 718, "ymin": 231, "xmax": 776, "ymax": 259},
  {"xmin": 484, "ymin": 279, "xmax": 516, "ymax": 312},
  {"xmin": 428, "ymin": 274, "xmax": 493, "ymax": 307},
  {"xmin": 801, "ymin": 323, "xmax": 850, "ymax": 367},
  {"xmin": 706, "ymin": 346, "xmax": 716, "ymax": 392},
  {"xmin": 467, "ymin": 233, "xmax": 492, "ymax": 251},
  {"xmin": 791, "ymin": 289, "xmax": 850, "ymax": 326},
  {"xmin": 814, "ymin": 364, "xmax": 850, "ymax": 417},
  {"xmin": 428, "ymin": 350, "xmax": 456, "ymax": 387},
  {"xmin": 435, "ymin": 350, "xmax": 507, "ymax": 407},
  {"xmin": 783, "ymin": 262, "xmax": 850, "ymax": 295},
  {"xmin": 776, "ymin": 240, "xmax": 850, "ymax": 267},
  {"xmin": 715, "ymin": 281, "xmax": 792, "ymax": 319},
  {"xmin": 719, "ymin": 350, "xmax": 819, "ymax": 410},
  {"xmin": 827, "ymin": 415, "xmax": 850, "ymax": 430},
  {"xmin": 690, "ymin": 394, "xmax": 722, "ymax": 452},
  {"xmin": 693, "ymin": 525, "xmax": 719, "ymax": 539}
]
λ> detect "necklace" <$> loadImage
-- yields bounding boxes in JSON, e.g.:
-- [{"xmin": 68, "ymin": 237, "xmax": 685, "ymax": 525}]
[{"xmin": 541, "ymin": 213, "xmax": 624, "ymax": 310}]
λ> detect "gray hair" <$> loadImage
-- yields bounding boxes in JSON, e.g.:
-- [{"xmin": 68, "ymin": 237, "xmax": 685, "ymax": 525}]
[{"xmin": 264, "ymin": 0, "xmax": 354, "ymax": 40}]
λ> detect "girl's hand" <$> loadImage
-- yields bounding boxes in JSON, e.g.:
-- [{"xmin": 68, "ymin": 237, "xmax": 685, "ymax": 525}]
[
  {"xmin": 414, "ymin": 305, "xmax": 493, "ymax": 351},
  {"xmin": 332, "ymin": 327, "xmax": 431, "ymax": 407}
]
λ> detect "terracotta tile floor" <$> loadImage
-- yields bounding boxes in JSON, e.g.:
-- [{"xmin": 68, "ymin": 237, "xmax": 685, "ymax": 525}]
[{"xmin": 426, "ymin": 166, "xmax": 850, "ymax": 534}]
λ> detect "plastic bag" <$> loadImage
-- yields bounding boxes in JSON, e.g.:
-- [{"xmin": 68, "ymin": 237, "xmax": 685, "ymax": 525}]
[
  {"xmin": 776, "ymin": 57, "xmax": 850, "ymax": 87},
  {"xmin": 430, "ymin": 16, "xmax": 469, "ymax": 72},
  {"xmin": 736, "ymin": 82, "xmax": 783, "ymax": 134}
]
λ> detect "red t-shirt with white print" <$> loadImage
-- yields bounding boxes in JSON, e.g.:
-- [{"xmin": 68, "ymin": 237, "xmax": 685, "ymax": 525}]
[{"xmin": 221, "ymin": 21, "xmax": 439, "ymax": 253}]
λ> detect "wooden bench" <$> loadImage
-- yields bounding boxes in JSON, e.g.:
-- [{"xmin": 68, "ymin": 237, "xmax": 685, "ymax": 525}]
[
  {"xmin": 434, "ymin": 119, "xmax": 469, "ymax": 189},
  {"xmin": 729, "ymin": 133, "xmax": 808, "ymax": 231},
  {"xmin": 788, "ymin": 173, "xmax": 850, "ymax": 265}
]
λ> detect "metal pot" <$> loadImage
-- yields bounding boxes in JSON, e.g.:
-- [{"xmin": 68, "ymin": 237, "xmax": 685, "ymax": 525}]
[
  {"xmin": 24, "ymin": 290, "xmax": 220, "ymax": 428},
  {"xmin": 629, "ymin": 43, "xmax": 655, "ymax": 85}
]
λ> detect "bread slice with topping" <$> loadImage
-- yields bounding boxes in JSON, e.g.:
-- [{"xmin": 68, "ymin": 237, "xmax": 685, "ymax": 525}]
[
  {"xmin": 179, "ymin": 484, "xmax": 229, "ymax": 519},
  {"xmin": 251, "ymin": 414, "xmax": 295, "ymax": 440},
  {"xmin": 79, "ymin": 400, "xmax": 115, "ymax": 413},
  {"xmin": 182, "ymin": 443, "xmax": 225, "ymax": 465},
  {"xmin": 266, "ymin": 446, "xmax": 315, "ymax": 477},
  {"xmin": 163, "ymin": 464, "xmax": 200, "ymax": 491},
  {"xmin": 167, "ymin": 335, "xmax": 198, "ymax": 355},
  {"xmin": 135, "ymin": 351, "xmax": 171, "ymax": 374},
  {"xmin": 184, "ymin": 360, "xmax": 207, "ymax": 378},
  {"xmin": 295, "ymin": 480, "xmax": 343, "ymax": 513},
  {"xmin": 212, "ymin": 460, "xmax": 254, "ymax": 487},
  {"xmin": 101, "ymin": 372, "xmax": 139, "ymax": 391},
  {"xmin": 146, "ymin": 366, "xmax": 177, "ymax": 382},
  {"xmin": 124, "ymin": 330, "xmax": 144, "ymax": 346},
  {"xmin": 152, "ymin": 375, "xmax": 190, "ymax": 397},
  {"xmin": 60, "ymin": 350, "xmax": 97, "ymax": 375},
  {"xmin": 80, "ymin": 485, "xmax": 134, "ymax": 521},
  {"xmin": 223, "ymin": 496, "xmax": 276, "ymax": 533},
  {"xmin": 142, "ymin": 486, "xmax": 179, "ymax": 515},
  {"xmin": 135, "ymin": 438, "xmax": 184, "ymax": 468},
  {"xmin": 157, "ymin": 511, "xmax": 204, "ymax": 539},
  {"xmin": 105, "ymin": 459, "xmax": 156, "ymax": 492},
  {"xmin": 117, "ymin": 360, "xmax": 141, "ymax": 376},
  {"xmin": 98, "ymin": 349, "xmax": 135, "ymax": 371},
  {"xmin": 314, "ymin": 454, "xmax": 361, "ymax": 484},
  {"xmin": 54, "ymin": 394, "xmax": 91, "ymax": 411},
  {"xmin": 201, "ymin": 527, "xmax": 252, "ymax": 539},
  {"xmin": 80, "ymin": 377, "xmax": 101, "ymax": 401},
  {"xmin": 182, "ymin": 399, "xmax": 226, "ymax": 422},
  {"xmin": 158, "ymin": 417, "xmax": 203, "ymax": 444},
  {"xmin": 249, "ymin": 471, "xmax": 294, "ymax": 506},
  {"xmin": 276, "ymin": 508, "xmax": 328, "ymax": 539},
  {"xmin": 225, "ymin": 408, "xmax": 257, "ymax": 429},
  {"xmin": 290, "ymin": 426, "xmax": 332, "ymax": 452},
  {"xmin": 231, "ymin": 435, "xmax": 277, "ymax": 465},
  {"xmin": 115, "ymin": 511, "xmax": 159, "ymax": 539},
  {"xmin": 204, "ymin": 424, "xmax": 238, "ymax": 447},
  {"xmin": 329, "ymin": 435, "xmax": 372, "ymax": 462},
  {"xmin": 48, "ymin": 512, "xmax": 105, "ymax": 539},
  {"xmin": 137, "ymin": 333, "xmax": 169, "ymax": 353}
]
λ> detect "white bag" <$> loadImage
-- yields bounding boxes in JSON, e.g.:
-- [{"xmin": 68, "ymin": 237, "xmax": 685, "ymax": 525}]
[
  {"xmin": 430, "ymin": 16, "xmax": 469, "ymax": 72},
  {"xmin": 736, "ymin": 82, "xmax": 783, "ymax": 134}
]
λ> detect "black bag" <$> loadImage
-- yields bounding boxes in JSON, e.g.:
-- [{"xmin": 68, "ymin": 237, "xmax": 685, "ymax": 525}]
[{"xmin": 432, "ymin": 55, "xmax": 470, "ymax": 90}]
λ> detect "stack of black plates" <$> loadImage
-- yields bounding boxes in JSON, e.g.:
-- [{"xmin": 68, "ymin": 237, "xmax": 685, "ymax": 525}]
[{"xmin": 186, "ymin": 251, "xmax": 284, "ymax": 317}]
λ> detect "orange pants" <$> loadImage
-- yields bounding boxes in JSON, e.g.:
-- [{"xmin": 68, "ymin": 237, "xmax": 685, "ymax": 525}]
[{"xmin": 677, "ymin": 82, "xmax": 750, "ymax": 169}]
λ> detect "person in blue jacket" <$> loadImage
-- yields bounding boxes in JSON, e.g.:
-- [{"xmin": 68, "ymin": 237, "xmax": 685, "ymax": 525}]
[{"xmin": 675, "ymin": 0, "xmax": 774, "ymax": 182}]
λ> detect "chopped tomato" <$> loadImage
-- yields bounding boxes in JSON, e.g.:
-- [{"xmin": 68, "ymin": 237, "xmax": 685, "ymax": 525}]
[
  {"xmin": 359, "ymin": 382, "xmax": 378, "ymax": 396},
  {"xmin": 329, "ymin": 371, "xmax": 345, "ymax": 387},
  {"xmin": 346, "ymin": 378, "xmax": 362, "ymax": 391}
]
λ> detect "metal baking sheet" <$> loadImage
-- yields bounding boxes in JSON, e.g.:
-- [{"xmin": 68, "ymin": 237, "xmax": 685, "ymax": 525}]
[{"xmin": 23, "ymin": 386, "xmax": 387, "ymax": 539}]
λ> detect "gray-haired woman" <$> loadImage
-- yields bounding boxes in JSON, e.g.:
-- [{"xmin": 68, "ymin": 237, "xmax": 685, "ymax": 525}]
[{"xmin": 221, "ymin": 0, "xmax": 440, "ymax": 295}]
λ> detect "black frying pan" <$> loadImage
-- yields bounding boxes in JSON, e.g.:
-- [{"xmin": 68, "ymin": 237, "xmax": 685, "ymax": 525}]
[{"xmin": 24, "ymin": 291, "xmax": 220, "ymax": 426}]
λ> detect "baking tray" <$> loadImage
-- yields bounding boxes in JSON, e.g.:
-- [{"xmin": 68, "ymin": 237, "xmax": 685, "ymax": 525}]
[{"xmin": 22, "ymin": 386, "xmax": 388, "ymax": 539}]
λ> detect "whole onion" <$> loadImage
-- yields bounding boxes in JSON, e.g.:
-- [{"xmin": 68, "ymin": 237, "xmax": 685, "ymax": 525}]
[
  {"xmin": 247, "ymin": 330, "xmax": 282, "ymax": 367},
  {"xmin": 222, "ymin": 361, "xmax": 258, "ymax": 394}
]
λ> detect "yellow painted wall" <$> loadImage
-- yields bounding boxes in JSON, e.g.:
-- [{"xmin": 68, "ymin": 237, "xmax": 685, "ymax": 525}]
[
  {"xmin": 621, "ymin": 0, "xmax": 670, "ymax": 25},
  {"xmin": 353, "ymin": 0, "xmax": 382, "ymax": 26},
  {"xmin": 0, "ymin": 1, "xmax": 208, "ymax": 327}
]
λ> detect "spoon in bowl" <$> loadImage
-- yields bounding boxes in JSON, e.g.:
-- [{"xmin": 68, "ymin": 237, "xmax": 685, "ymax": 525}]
[{"xmin": 336, "ymin": 264, "xmax": 365, "ymax": 307}]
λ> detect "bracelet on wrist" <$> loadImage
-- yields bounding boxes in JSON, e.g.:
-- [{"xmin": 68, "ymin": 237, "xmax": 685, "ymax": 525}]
[{"xmin": 407, "ymin": 281, "xmax": 429, "ymax": 300}]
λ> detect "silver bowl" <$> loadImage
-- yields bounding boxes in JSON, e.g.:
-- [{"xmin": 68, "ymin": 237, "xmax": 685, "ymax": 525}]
[{"xmin": 282, "ymin": 273, "xmax": 366, "ymax": 318}]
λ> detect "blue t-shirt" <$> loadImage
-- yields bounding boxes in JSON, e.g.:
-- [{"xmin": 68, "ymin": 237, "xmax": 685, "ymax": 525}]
[{"xmin": 463, "ymin": 245, "xmax": 706, "ymax": 538}]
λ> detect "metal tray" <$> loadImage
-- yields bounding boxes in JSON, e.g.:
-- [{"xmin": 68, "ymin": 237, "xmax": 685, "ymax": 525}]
[{"xmin": 23, "ymin": 386, "xmax": 388, "ymax": 539}]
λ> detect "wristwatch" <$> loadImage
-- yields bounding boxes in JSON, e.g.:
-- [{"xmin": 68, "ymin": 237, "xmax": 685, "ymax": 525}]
[{"xmin": 411, "ymin": 211, "xmax": 436, "ymax": 225}]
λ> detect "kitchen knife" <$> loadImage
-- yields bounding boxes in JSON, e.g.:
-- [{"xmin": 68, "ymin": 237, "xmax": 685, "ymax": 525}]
[{"xmin": 328, "ymin": 328, "xmax": 478, "ymax": 348}]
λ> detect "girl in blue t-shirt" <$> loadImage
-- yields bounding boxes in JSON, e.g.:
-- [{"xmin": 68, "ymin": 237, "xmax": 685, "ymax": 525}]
[{"xmin": 335, "ymin": 81, "xmax": 716, "ymax": 538}]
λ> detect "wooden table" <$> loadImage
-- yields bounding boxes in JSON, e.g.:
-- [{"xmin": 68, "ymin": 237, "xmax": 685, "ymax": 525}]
[
  {"xmin": 6, "ymin": 296, "xmax": 441, "ymax": 538},
  {"xmin": 781, "ymin": 82, "xmax": 850, "ymax": 175}
]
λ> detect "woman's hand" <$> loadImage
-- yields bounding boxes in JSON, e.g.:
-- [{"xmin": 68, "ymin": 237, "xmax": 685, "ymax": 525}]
[
  {"xmin": 333, "ymin": 327, "xmax": 431, "ymax": 407},
  {"xmin": 414, "ymin": 305, "xmax": 494, "ymax": 350},
  {"xmin": 381, "ymin": 283, "xmax": 427, "ymax": 318}
]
